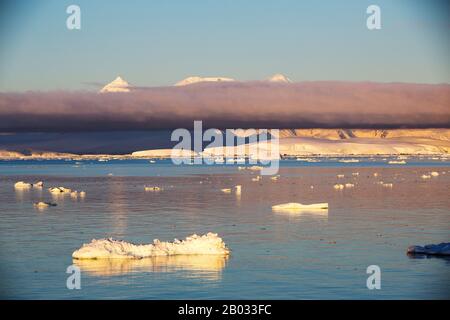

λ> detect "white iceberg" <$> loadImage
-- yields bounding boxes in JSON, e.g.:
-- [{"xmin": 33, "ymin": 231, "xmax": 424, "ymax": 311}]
[
  {"xmin": 72, "ymin": 233, "xmax": 230, "ymax": 259},
  {"xmin": 272, "ymin": 202, "xmax": 328, "ymax": 216},
  {"xmin": 339, "ymin": 159, "xmax": 359, "ymax": 163},
  {"xmin": 345, "ymin": 183, "xmax": 354, "ymax": 188},
  {"xmin": 49, "ymin": 186, "xmax": 72, "ymax": 194},
  {"xmin": 14, "ymin": 181, "xmax": 32, "ymax": 189},
  {"xmin": 34, "ymin": 201, "xmax": 57, "ymax": 208},
  {"xmin": 272, "ymin": 202, "xmax": 328, "ymax": 211},
  {"xmin": 145, "ymin": 186, "xmax": 162, "ymax": 192},
  {"xmin": 388, "ymin": 160, "xmax": 406, "ymax": 164}
]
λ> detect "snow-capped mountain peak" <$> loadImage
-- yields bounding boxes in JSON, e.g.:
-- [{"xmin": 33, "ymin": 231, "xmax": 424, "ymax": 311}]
[
  {"xmin": 267, "ymin": 73, "xmax": 292, "ymax": 83},
  {"xmin": 100, "ymin": 76, "xmax": 131, "ymax": 93},
  {"xmin": 175, "ymin": 76, "xmax": 235, "ymax": 86}
]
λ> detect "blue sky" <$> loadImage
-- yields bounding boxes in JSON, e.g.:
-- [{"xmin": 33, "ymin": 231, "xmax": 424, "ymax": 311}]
[{"xmin": 0, "ymin": 0, "xmax": 449, "ymax": 91}]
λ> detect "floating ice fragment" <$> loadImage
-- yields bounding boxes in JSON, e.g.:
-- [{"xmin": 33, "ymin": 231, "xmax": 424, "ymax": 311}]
[
  {"xmin": 388, "ymin": 160, "xmax": 406, "ymax": 164},
  {"xmin": 14, "ymin": 181, "xmax": 32, "ymax": 189},
  {"xmin": 145, "ymin": 186, "xmax": 161, "ymax": 192},
  {"xmin": 339, "ymin": 159, "xmax": 359, "ymax": 163},
  {"xmin": 430, "ymin": 171, "xmax": 439, "ymax": 177},
  {"xmin": 49, "ymin": 186, "xmax": 72, "ymax": 193},
  {"xmin": 272, "ymin": 202, "xmax": 328, "ymax": 211},
  {"xmin": 72, "ymin": 233, "xmax": 230, "ymax": 259},
  {"xmin": 407, "ymin": 242, "xmax": 450, "ymax": 256},
  {"xmin": 345, "ymin": 183, "xmax": 354, "ymax": 188},
  {"xmin": 34, "ymin": 181, "xmax": 44, "ymax": 187},
  {"xmin": 33, "ymin": 201, "xmax": 57, "ymax": 208}
]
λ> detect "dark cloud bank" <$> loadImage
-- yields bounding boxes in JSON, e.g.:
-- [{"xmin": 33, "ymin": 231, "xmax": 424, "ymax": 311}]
[{"xmin": 0, "ymin": 81, "xmax": 449, "ymax": 132}]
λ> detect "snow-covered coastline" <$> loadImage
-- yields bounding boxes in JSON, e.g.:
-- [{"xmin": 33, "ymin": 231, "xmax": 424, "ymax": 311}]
[{"xmin": 1, "ymin": 129, "xmax": 449, "ymax": 160}]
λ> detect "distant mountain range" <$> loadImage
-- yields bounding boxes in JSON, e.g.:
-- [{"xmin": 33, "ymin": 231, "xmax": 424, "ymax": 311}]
[{"xmin": 100, "ymin": 73, "xmax": 292, "ymax": 92}]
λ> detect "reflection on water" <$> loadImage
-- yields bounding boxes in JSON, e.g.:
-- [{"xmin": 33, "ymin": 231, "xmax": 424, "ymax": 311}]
[
  {"xmin": 272, "ymin": 208, "xmax": 328, "ymax": 220},
  {"xmin": 407, "ymin": 253, "xmax": 450, "ymax": 265},
  {"xmin": 14, "ymin": 189, "xmax": 26, "ymax": 202},
  {"xmin": 107, "ymin": 179, "xmax": 128, "ymax": 235},
  {"xmin": 73, "ymin": 255, "xmax": 228, "ymax": 280}
]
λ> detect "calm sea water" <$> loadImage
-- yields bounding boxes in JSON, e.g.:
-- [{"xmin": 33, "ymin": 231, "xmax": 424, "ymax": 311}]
[{"xmin": 0, "ymin": 158, "xmax": 449, "ymax": 299}]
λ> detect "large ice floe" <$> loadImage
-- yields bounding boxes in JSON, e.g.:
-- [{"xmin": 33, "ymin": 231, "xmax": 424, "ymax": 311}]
[
  {"xmin": 407, "ymin": 243, "xmax": 450, "ymax": 256},
  {"xmin": 72, "ymin": 233, "xmax": 230, "ymax": 259}
]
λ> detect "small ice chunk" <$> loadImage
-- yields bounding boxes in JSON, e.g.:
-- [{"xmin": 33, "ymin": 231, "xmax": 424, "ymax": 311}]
[
  {"xmin": 388, "ymin": 160, "xmax": 406, "ymax": 164},
  {"xmin": 430, "ymin": 171, "xmax": 439, "ymax": 177},
  {"xmin": 14, "ymin": 181, "xmax": 32, "ymax": 189},
  {"xmin": 49, "ymin": 187, "xmax": 72, "ymax": 194},
  {"xmin": 407, "ymin": 242, "xmax": 450, "ymax": 256},
  {"xmin": 33, "ymin": 181, "xmax": 44, "ymax": 187},
  {"xmin": 272, "ymin": 202, "xmax": 328, "ymax": 212},
  {"xmin": 145, "ymin": 186, "xmax": 161, "ymax": 192},
  {"xmin": 339, "ymin": 159, "xmax": 359, "ymax": 163},
  {"xmin": 34, "ymin": 201, "xmax": 57, "ymax": 208}
]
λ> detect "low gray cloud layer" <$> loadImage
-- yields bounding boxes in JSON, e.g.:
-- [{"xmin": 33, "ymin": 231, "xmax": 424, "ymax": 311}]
[{"xmin": 0, "ymin": 81, "xmax": 449, "ymax": 131}]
